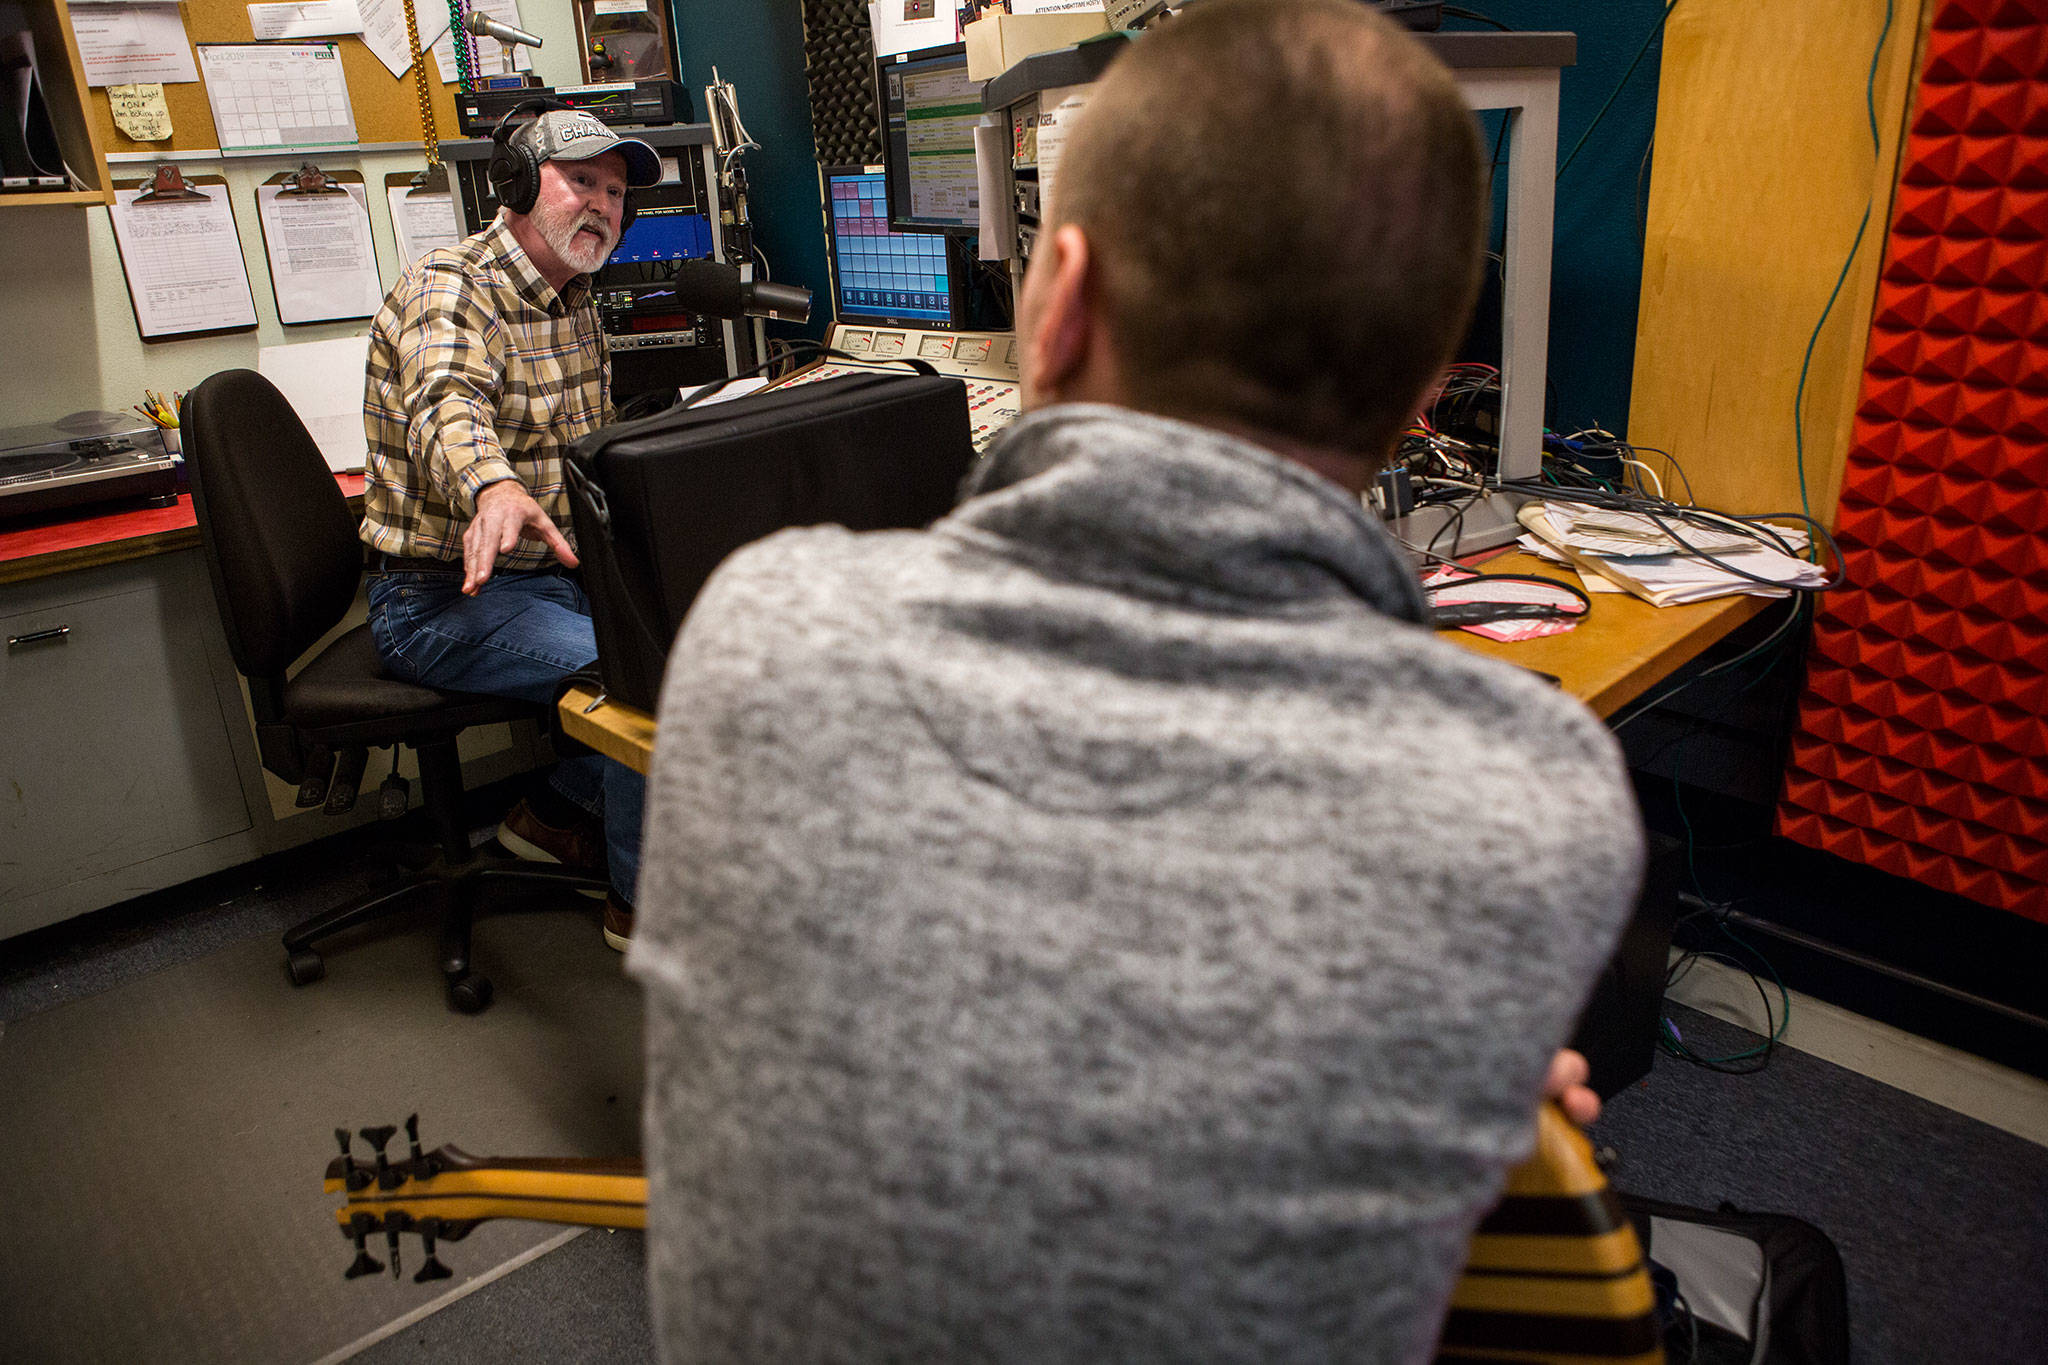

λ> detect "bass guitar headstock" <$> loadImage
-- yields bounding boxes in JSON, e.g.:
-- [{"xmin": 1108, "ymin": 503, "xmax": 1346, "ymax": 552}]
[
  {"xmin": 325, "ymin": 1115, "xmax": 647, "ymax": 1284},
  {"xmin": 326, "ymin": 1114, "xmax": 474, "ymax": 1283}
]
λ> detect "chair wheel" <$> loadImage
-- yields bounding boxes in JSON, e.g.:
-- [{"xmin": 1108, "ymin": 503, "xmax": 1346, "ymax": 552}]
[
  {"xmin": 286, "ymin": 950, "xmax": 326, "ymax": 987},
  {"xmin": 448, "ymin": 971, "xmax": 494, "ymax": 1014}
]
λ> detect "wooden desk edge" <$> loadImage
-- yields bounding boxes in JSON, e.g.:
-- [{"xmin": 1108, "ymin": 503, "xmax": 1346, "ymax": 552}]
[
  {"xmin": 557, "ymin": 584, "xmax": 1781, "ymax": 775},
  {"xmin": 0, "ymin": 478, "xmax": 368, "ymax": 588},
  {"xmin": 560, "ymin": 683, "xmax": 657, "ymax": 775},
  {"xmin": 0, "ymin": 525, "xmax": 201, "ymax": 586}
]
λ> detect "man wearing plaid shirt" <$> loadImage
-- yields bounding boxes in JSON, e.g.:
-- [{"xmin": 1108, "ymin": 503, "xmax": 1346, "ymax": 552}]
[{"xmin": 359, "ymin": 109, "xmax": 661, "ymax": 949}]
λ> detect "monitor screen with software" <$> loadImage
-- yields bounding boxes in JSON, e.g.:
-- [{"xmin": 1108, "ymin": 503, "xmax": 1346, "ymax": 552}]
[
  {"xmin": 875, "ymin": 43, "xmax": 983, "ymax": 234},
  {"xmin": 821, "ymin": 164, "xmax": 967, "ymax": 328}
]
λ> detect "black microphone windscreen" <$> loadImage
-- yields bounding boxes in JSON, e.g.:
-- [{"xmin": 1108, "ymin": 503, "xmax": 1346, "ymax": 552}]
[{"xmin": 667, "ymin": 259, "xmax": 745, "ymax": 318}]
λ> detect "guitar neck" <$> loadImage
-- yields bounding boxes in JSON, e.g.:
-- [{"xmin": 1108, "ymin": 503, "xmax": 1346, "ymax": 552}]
[{"xmin": 326, "ymin": 1148, "xmax": 648, "ymax": 1232}]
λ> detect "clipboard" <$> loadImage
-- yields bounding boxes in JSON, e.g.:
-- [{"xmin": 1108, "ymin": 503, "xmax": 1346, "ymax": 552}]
[
  {"xmin": 273, "ymin": 162, "xmax": 352, "ymax": 197},
  {"xmin": 255, "ymin": 164, "xmax": 386, "ymax": 325},
  {"xmin": 384, "ymin": 166, "xmax": 464, "ymax": 271},
  {"xmin": 108, "ymin": 165, "xmax": 260, "ymax": 343}
]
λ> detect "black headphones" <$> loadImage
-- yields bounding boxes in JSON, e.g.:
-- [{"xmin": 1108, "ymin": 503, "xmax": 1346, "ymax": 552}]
[{"xmin": 487, "ymin": 97, "xmax": 639, "ymax": 232}]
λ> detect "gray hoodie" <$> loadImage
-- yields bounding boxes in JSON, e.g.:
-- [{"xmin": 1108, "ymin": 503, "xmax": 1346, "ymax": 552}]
[{"xmin": 629, "ymin": 403, "xmax": 1644, "ymax": 1363}]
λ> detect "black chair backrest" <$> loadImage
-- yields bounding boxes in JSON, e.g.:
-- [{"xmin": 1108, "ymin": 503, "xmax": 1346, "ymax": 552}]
[{"xmin": 184, "ymin": 369, "xmax": 364, "ymax": 681}]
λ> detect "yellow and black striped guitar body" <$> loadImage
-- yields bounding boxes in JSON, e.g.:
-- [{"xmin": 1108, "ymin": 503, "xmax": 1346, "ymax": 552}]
[
  {"xmin": 1435, "ymin": 1104, "xmax": 1662, "ymax": 1364},
  {"xmin": 329, "ymin": 1107, "xmax": 1660, "ymax": 1361}
]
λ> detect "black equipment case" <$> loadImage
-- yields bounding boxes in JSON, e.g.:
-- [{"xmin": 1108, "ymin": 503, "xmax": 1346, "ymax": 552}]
[{"xmin": 564, "ymin": 369, "xmax": 976, "ymax": 713}]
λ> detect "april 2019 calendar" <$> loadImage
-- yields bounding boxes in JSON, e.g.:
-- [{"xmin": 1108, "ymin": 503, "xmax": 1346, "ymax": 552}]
[{"xmin": 196, "ymin": 43, "xmax": 359, "ymax": 152}]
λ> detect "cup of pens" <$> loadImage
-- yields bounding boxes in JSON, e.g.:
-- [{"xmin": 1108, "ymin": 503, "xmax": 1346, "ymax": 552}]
[
  {"xmin": 137, "ymin": 390, "xmax": 182, "ymax": 474},
  {"xmin": 136, "ymin": 390, "xmax": 181, "ymax": 456}
]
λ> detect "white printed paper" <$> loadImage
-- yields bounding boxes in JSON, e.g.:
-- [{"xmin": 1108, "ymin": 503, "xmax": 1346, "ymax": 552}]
[
  {"xmin": 257, "ymin": 181, "xmax": 385, "ymax": 324},
  {"xmin": 434, "ymin": 0, "xmax": 532, "ymax": 83},
  {"xmin": 1032, "ymin": 83, "xmax": 1089, "ymax": 221},
  {"xmin": 197, "ymin": 43, "xmax": 358, "ymax": 151},
  {"xmin": 247, "ymin": 0, "xmax": 365, "ymax": 41},
  {"xmin": 70, "ymin": 4, "xmax": 200, "ymax": 88},
  {"xmin": 109, "ymin": 184, "xmax": 259, "ymax": 337},
  {"xmin": 868, "ymin": 1, "xmax": 956, "ymax": 58},
  {"xmin": 387, "ymin": 184, "xmax": 462, "ymax": 268},
  {"xmin": 973, "ymin": 119, "xmax": 1015, "ymax": 260},
  {"xmin": 354, "ymin": 0, "xmax": 451, "ymax": 79},
  {"xmin": 258, "ymin": 336, "xmax": 373, "ymax": 472}
]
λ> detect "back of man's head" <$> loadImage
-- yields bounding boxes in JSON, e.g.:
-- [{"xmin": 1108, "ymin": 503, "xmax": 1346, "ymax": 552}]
[{"xmin": 1051, "ymin": 0, "xmax": 1485, "ymax": 466}]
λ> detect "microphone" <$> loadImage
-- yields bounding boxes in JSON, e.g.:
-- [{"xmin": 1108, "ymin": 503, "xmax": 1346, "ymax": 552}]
[
  {"xmin": 662, "ymin": 259, "xmax": 812, "ymax": 323},
  {"xmin": 463, "ymin": 10, "xmax": 543, "ymax": 48}
]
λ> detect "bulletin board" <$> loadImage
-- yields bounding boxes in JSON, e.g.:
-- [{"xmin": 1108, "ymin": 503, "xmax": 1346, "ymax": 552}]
[{"xmin": 86, "ymin": 0, "xmax": 464, "ymax": 157}]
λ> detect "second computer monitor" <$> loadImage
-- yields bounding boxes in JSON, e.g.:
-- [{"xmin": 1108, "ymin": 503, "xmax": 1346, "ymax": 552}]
[
  {"xmin": 875, "ymin": 42, "xmax": 982, "ymax": 234},
  {"xmin": 822, "ymin": 164, "xmax": 967, "ymax": 329}
]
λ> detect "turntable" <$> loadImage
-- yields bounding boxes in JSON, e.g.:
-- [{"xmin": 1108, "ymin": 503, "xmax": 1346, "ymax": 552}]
[{"xmin": 0, "ymin": 410, "xmax": 179, "ymax": 523}]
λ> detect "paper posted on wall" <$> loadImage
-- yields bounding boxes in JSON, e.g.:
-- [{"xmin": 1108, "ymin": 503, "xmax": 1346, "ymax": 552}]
[{"xmin": 258, "ymin": 336, "xmax": 372, "ymax": 472}]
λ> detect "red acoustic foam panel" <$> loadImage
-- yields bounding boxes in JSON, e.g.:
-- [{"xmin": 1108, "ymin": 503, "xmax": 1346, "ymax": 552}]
[{"xmin": 1779, "ymin": 3, "xmax": 2048, "ymax": 922}]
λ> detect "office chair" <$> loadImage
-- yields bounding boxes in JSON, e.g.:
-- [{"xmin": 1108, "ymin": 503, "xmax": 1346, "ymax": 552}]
[{"xmin": 183, "ymin": 369, "xmax": 606, "ymax": 1013}]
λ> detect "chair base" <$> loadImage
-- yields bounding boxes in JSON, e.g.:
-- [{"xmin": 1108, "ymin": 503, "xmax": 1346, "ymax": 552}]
[{"xmin": 281, "ymin": 847, "xmax": 608, "ymax": 1013}]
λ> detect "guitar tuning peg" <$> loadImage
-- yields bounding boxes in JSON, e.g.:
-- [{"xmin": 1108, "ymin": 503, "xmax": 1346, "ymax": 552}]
[
  {"xmin": 360, "ymin": 1124, "xmax": 400, "ymax": 1189},
  {"xmin": 414, "ymin": 1216, "xmax": 453, "ymax": 1284},
  {"xmin": 335, "ymin": 1127, "xmax": 353, "ymax": 1159},
  {"xmin": 405, "ymin": 1113, "xmax": 425, "ymax": 1167},
  {"xmin": 344, "ymin": 1214, "xmax": 384, "ymax": 1280},
  {"xmin": 385, "ymin": 1224, "xmax": 403, "ymax": 1280}
]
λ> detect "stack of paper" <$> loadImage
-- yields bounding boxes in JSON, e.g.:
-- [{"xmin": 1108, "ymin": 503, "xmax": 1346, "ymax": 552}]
[{"xmin": 1517, "ymin": 502, "xmax": 1826, "ymax": 606}]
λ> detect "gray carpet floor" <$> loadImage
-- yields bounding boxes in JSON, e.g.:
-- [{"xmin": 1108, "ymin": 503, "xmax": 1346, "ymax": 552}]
[
  {"xmin": 0, "ymin": 854, "xmax": 641, "ymax": 1364},
  {"xmin": 4, "ymin": 838, "xmax": 2041, "ymax": 1363},
  {"xmin": 1590, "ymin": 1005, "xmax": 2048, "ymax": 1364}
]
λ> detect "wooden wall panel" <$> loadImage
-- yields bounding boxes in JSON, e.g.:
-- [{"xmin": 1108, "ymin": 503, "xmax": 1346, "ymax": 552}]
[{"xmin": 1629, "ymin": 0, "xmax": 1934, "ymax": 522}]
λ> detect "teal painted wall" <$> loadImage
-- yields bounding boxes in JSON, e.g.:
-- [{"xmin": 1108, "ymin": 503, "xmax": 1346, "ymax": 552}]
[
  {"xmin": 667, "ymin": 1, "xmax": 832, "ymax": 345},
  {"xmin": 1452, "ymin": 2, "xmax": 1672, "ymax": 434}
]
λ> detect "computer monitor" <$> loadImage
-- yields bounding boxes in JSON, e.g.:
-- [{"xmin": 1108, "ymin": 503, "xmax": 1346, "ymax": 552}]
[
  {"xmin": 608, "ymin": 208, "xmax": 714, "ymax": 265},
  {"xmin": 875, "ymin": 43, "xmax": 983, "ymax": 234},
  {"xmin": 821, "ymin": 164, "xmax": 968, "ymax": 328}
]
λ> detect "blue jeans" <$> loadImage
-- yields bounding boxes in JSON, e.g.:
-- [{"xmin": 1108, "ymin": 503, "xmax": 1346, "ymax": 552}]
[{"xmin": 365, "ymin": 566, "xmax": 643, "ymax": 901}]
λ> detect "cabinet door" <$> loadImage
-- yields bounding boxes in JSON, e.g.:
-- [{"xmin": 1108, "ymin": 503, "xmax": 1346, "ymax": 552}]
[{"xmin": 0, "ymin": 573, "xmax": 251, "ymax": 916}]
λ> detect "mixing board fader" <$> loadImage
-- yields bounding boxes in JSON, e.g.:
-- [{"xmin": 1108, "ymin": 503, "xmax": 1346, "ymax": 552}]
[{"xmin": 771, "ymin": 325, "xmax": 1022, "ymax": 453}]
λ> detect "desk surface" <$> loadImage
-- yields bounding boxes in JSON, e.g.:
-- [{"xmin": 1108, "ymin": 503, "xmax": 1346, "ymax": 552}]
[
  {"xmin": 0, "ymin": 474, "xmax": 368, "ymax": 587},
  {"xmin": 562, "ymin": 554, "xmax": 1775, "ymax": 777}
]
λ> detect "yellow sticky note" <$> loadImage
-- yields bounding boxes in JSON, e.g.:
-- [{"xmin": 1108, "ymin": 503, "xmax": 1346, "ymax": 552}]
[{"xmin": 109, "ymin": 84, "xmax": 172, "ymax": 142}]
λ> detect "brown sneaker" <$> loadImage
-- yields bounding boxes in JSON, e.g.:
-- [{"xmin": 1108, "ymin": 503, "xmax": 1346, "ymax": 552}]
[
  {"xmin": 498, "ymin": 798, "xmax": 607, "ymax": 899},
  {"xmin": 602, "ymin": 894, "xmax": 634, "ymax": 953}
]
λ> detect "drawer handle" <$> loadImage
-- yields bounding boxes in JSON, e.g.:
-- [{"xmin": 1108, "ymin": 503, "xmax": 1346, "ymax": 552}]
[{"xmin": 8, "ymin": 625, "xmax": 71, "ymax": 648}]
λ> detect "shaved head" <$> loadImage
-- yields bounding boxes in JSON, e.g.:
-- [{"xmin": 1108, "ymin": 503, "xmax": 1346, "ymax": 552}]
[{"xmin": 1044, "ymin": 0, "xmax": 1486, "ymax": 467}]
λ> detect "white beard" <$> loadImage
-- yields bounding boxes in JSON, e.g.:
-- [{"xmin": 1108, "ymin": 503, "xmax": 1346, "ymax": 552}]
[{"xmin": 531, "ymin": 195, "xmax": 615, "ymax": 275}]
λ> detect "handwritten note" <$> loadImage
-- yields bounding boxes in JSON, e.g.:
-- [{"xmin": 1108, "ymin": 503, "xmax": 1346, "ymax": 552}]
[{"xmin": 107, "ymin": 83, "xmax": 171, "ymax": 141}]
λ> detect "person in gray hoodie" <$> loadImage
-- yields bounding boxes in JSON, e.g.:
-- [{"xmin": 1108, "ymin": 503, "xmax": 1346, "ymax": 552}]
[{"xmin": 628, "ymin": 1, "xmax": 1645, "ymax": 1359}]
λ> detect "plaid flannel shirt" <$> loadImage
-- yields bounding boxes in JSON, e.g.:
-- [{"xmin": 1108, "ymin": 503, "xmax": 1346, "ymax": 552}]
[{"xmin": 360, "ymin": 216, "xmax": 610, "ymax": 568}]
